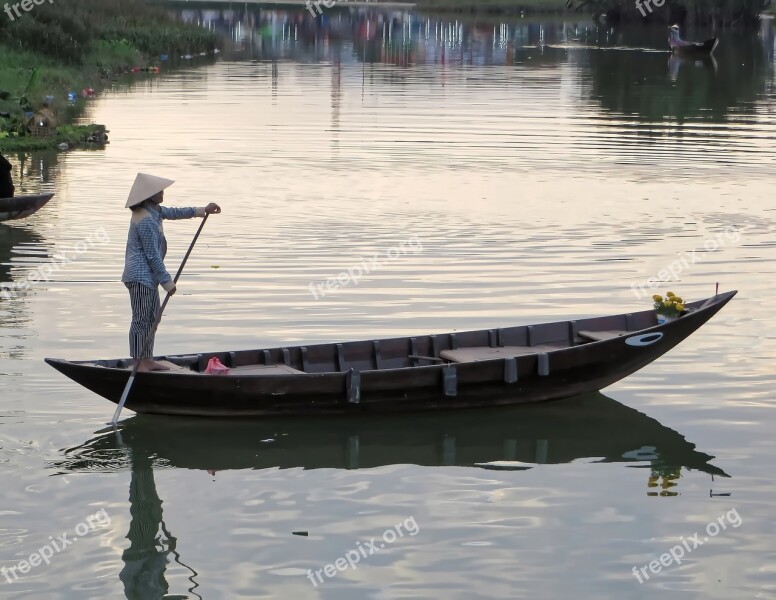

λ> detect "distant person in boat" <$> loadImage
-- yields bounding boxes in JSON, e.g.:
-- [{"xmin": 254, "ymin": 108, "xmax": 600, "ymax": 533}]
[
  {"xmin": 122, "ymin": 173, "xmax": 221, "ymax": 372},
  {"xmin": 0, "ymin": 152, "xmax": 14, "ymax": 199}
]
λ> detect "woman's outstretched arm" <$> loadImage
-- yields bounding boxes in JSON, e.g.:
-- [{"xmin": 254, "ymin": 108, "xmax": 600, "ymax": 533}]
[{"xmin": 160, "ymin": 203, "xmax": 221, "ymax": 220}]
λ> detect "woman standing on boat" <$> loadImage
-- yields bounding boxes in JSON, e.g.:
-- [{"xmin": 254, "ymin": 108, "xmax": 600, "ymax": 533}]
[
  {"xmin": 0, "ymin": 152, "xmax": 14, "ymax": 198},
  {"xmin": 122, "ymin": 173, "xmax": 221, "ymax": 372}
]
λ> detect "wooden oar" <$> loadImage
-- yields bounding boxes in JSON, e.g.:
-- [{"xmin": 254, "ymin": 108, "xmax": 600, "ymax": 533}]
[{"xmin": 109, "ymin": 214, "xmax": 210, "ymax": 425}]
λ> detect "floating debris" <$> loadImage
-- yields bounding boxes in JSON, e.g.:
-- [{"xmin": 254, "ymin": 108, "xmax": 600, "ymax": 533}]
[{"xmin": 473, "ymin": 460, "xmax": 534, "ymax": 471}]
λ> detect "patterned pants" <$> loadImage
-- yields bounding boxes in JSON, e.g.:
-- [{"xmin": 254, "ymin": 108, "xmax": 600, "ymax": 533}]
[{"xmin": 126, "ymin": 282, "xmax": 160, "ymax": 359}]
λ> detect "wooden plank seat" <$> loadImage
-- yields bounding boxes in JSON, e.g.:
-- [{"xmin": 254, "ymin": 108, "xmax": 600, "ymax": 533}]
[
  {"xmin": 578, "ymin": 330, "xmax": 628, "ymax": 342},
  {"xmin": 440, "ymin": 345, "xmax": 564, "ymax": 363},
  {"xmin": 92, "ymin": 361, "xmax": 305, "ymax": 375},
  {"xmin": 90, "ymin": 360, "xmax": 195, "ymax": 373},
  {"xmin": 225, "ymin": 364, "xmax": 305, "ymax": 376}
]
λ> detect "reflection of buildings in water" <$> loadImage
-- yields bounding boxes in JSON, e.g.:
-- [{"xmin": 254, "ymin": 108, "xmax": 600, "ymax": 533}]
[
  {"xmin": 331, "ymin": 50, "xmax": 341, "ymax": 155},
  {"xmin": 178, "ymin": 5, "xmax": 598, "ymax": 66}
]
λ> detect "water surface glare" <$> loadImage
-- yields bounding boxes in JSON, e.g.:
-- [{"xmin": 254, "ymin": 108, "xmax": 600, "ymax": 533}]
[{"xmin": 0, "ymin": 8, "xmax": 775, "ymax": 599}]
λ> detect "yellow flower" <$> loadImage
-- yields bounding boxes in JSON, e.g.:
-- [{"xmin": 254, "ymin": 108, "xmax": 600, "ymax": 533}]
[
  {"xmin": 673, "ymin": 297, "xmax": 683, "ymax": 304},
  {"xmin": 663, "ymin": 300, "xmax": 672, "ymax": 308},
  {"xmin": 676, "ymin": 303, "xmax": 684, "ymax": 311},
  {"xmin": 666, "ymin": 291, "xmax": 675, "ymax": 297},
  {"xmin": 652, "ymin": 295, "xmax": 663, "ymax": 302}
]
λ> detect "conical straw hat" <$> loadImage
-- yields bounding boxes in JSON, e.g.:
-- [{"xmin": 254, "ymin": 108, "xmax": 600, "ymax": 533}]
[{"xmin": 126, "ymin": 173, "xmax": 175, "ymax": 208}]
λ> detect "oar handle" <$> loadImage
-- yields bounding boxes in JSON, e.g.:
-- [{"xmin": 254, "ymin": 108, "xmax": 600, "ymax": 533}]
[{"xmin": 173, "ymin": 213, "xmax": 208, "ymax": 284}]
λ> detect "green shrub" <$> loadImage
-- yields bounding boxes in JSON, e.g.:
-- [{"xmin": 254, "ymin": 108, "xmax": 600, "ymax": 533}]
[{"xmin": 0, "ymin": 0, "xmax": 217, "ymax": 63}]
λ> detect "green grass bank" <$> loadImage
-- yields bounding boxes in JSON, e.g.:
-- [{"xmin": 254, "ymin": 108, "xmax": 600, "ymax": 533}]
[{"xmin": 0, "ymin": 0, "xmax": 218, "ymax": 152}]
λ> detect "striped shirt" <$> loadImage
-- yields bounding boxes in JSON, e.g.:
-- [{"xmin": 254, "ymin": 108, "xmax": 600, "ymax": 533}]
[{"xmin": 122, "ymin": 201, "xmax": 203, "ymax": 290}]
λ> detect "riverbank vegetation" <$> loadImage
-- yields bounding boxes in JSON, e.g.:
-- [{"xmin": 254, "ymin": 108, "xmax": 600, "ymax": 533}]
[
  {"xmin": 414, "ymin": 0, "xmax": 568, "ymax": 14},
  {"xmin": 567, "ymin": 0, "xmax": 770, "ymax": 25},
  {"xmin": 415, "ymin": 0, "xmax": 771, "ymax": 24},
  {"xmin": 0, "ymin": 0, "xmax": 218, "ymax": 152}
]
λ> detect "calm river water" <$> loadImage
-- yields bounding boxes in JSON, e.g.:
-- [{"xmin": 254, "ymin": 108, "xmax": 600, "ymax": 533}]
[{"xmin": 1, "ymin": 6, "xmax": 775, "ymax": 599}]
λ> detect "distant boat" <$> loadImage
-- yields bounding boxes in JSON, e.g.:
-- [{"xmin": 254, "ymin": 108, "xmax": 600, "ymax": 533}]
[
  {"xmin": 46, "ymin": 291, "xmax": 736, "ymax": 418},
  {"xmin": 0, "ymin": 193, "xmax": 53, "ymax": 223},
  {"xmin": 668, "ymin": 24, "xmax": 718, "ymax": 56}
]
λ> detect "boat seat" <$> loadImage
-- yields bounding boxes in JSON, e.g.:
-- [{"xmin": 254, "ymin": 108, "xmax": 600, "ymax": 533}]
[
  {"xmin": 439, "ymin": 345, "xmax": 564, "ymax": 363},
  {"xmin": 92, "ymin": 360, "xmax": 195, "ymax": 373},
  {"xmin": 225, "ymin": 364, "xmax": 305, "ymax": 376},
  {"xmin": 578, "ymin": 330, "xmax": 629, "ymax": 342},
  {"xmin": 97, "ymin": 361, "xmax": 306, "ymax": 376}
]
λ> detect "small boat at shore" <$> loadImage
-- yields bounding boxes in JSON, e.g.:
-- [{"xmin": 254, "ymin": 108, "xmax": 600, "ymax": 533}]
[
  {"xmin": 0, "ymin": 193, "xmax": 53, "ymax": 223},
  {"xmin": 46, "ymin": 290, "xmax": 736, "ymax": 418},
  {"xmin": 668, "ymin": 24, "xmax": 718, "ymax": 56}
]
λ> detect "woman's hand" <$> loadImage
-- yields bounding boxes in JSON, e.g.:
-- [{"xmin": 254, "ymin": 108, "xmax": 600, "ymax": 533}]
[{"xmin": 204, "ymin": 203, "xmax": 221, "ymax": 215}]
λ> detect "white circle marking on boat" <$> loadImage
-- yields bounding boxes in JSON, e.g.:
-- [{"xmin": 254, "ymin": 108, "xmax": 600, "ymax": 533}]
[{"xmin": 625, "ymin": 332, "xmax": 664, "ymax": 347}]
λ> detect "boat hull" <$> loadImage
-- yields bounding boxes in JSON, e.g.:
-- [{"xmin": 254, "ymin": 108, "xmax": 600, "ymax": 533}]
[
  {"xmin": 0, "ymin": 193, "xmax": 53, "ymax": 222},
  {"xmin": 45, "ymin": 291, "xmax": 736, "ymax": 417}
]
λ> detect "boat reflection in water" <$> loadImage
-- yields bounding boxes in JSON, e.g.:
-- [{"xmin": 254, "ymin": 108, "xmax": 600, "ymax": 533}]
[
  {"xmin": 668, "ymin": 52, "xmax": 717, "ymax": 83},
  {"xmin": 53, "ymin": 392, "xmax": 727, "ymax": 598},
  {"xmin": 58, "ymin": 392, "xmax": 727, "ymax": 476}
]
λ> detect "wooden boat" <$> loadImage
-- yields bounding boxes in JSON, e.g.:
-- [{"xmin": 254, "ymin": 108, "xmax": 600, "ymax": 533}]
[
  {"xmin": 53, "ymin": 392, "xmax": 728, "ymax": 477},
  {"xmin": 668, "ymin": 24, "xmax": 718, "ymax": 56},
  {"xmin": 45, "ymin": 290, "xmax": 736, "ymax": 417},
  {"xmin": 0, "ymin": 193, "xmax": 53, "ymax": 222}
]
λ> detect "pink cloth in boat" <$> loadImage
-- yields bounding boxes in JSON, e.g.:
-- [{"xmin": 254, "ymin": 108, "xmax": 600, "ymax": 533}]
[{"xmin": 205, "ymin": 357, "xmax": 230, "ymax": 375}]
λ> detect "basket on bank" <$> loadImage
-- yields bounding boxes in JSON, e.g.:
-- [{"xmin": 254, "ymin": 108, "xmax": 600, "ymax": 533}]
[{"xmin": 27, "ymin": 110, "xmax": 57, "ymax": 138}]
